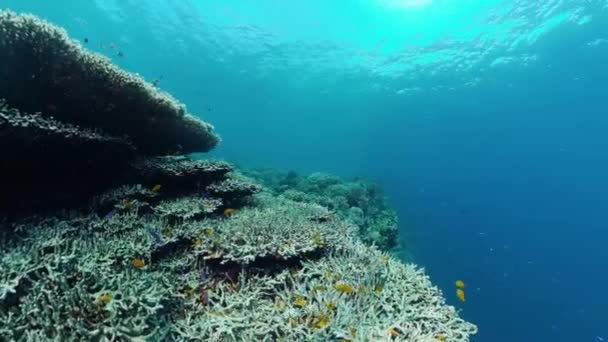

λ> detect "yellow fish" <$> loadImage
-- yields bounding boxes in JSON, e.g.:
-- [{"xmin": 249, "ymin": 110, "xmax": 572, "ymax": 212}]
[
  {"xmin": 436, "ymin": 334, "xmax": 446, "ymax": 341},
  {"xmin": 455, "ymin": 280, "xmax": 465, "ymax": 289},
  {"xmin": 325, "ymin": 302, "xmax": 336, "ymax": 311},
  {"xmin": 132, "ymin": 258, "xmax": 145, "ymax": 269},
  {"xmin": 224, "ymin": 208, "xmax": 235, "ymax": 216},
  {"xmin": 374, "ymin": 285, "xmax": 384, "ymax": 294},
  {"xmin": 456, "ymin": 288, "xmax": 465, "ymax": 302},
  {"xmin": 293, "ymin": 297, "xmax": 307, "ymax": 308},
  {"xmin": 203, "ymin": 227, "xmax": 214, "ymax": 237},
  {"xmin": 387, "ymin": 328, "xmax": 400, "ymax": 337},
  {"xmin": 312, "ymin": 314, "xmax": 329, "ymax": 329},
  {"xmin": 151, "ymin": 184, "xmax": 162, "ymax": 192},
  {"xmin": 122, "ymin": 198, "xmax": 133, "ymax": 210},
  {"xmin": 96, "ymin": 292, "xmax": 112, "ymax": 306},
  {"xmin": 192, "ymin": 237, "xmax": 202, "ymax": 248},
  {"xmin": 334, "ymin": 283, "xmax": 354, "ymax": 294}
]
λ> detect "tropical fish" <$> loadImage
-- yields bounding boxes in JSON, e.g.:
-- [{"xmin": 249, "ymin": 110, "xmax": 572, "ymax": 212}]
[
  {"xmin": 374, "ymin": 285, "xmax": 384, "ymax": 294},
  {"xmin": 334, "ymin": 283, "xmax": 354, "ymax": 294},
  {"xmin": 96, "ymin": 292, "xmax": 112, "ymax": 306},
  {"xmin": 192, "ymin": 237, "xmax": 202, "ymax": 248},
  {"xmin": 325, "ymin": 302, "xmax": 336, "ymax": 311},
  {"xmin": 436, "ymin": 334, "xmax": 446, "ymax": 341},
  {"xmin": 312, "ymin": 314, "xmax": 329, "ymax": 329},
  {"xmin": 293, "ymin": 297, "xmax": 307, "ymax": 308},
  {"xmin": 198, "ymin": 289, "xmax": 209, "ymax": 305},
  {"xmin": 456, "ymin": 288, "xmax": 465, "ymax": 302},
  {"xmin": 151, "ymin": 184, "xmax": 162, "ymax": 192},
  {"xmin": 83, "ymin": 37, "xmax": 89, "ymax": 43},
  {"xmin": 455, "ymin": 280, "xmax": 465, "ymax": 289},
  {"xmin": 104, "ymin": 210, "xmax": 116, "ymax": 219},
  {"xmin": 274, "ymin": 296, "xmax": 286, "ymax": 311},
  {"xmin": 224, "ymin": 208, "xmax": 235, "ymax": 216},
  {"xmin": 148, "ymin": 228, "xmax": 164, "ymax": 245},
  {"xmin": 203, "ymin": 227, "xmax": 214, "ymax": 237},
  {"xmin": 387, "ymin": 328, "xmax": 400, "ymax": 337},
  {"xmin": 132, "ymin": 258, "xmax": 145, "ymax": 269},
  {"xmin": 122, "ymin": 198, "xmax": 133, "ymax": 210}
]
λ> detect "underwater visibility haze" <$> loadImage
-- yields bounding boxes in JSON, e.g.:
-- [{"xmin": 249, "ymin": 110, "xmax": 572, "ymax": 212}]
[{"xmin": 1, "ymin": 0, "xmax": 608, "ymax": 341}]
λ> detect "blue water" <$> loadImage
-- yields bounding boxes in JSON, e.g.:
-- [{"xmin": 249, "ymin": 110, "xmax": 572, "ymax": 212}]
[{"xmin": 3, "ymin": 1, "xmax": 607, "ymax": 340}]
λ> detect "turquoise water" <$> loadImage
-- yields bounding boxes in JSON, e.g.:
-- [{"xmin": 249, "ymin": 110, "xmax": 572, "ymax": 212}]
[{"xmin": 3, "ymin": 0, "xmax": 607, "ymax": 340}]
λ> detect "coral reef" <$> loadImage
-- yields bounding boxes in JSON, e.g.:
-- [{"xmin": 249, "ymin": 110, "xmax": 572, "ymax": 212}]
[
  {"xmin": 0, "ymin": 10, "xmax": 225, "ymax": 214},
  {"xmin": 0, "ymin": 101, "xmax": 137, "ymax": 213},
  {"xmin": 244, "ymin": 169, "xmax": 400, "ymax": 251},
  {"xmin": 0, "ymin": 10, "xmax": 219, "ymax": 156},
  {"xmin": 0, "ymin": 10, "xmax": 476, "ymax": 341},
  {"xmin": 129, "ymin": 157, "xmax": 233, "ymax": 193},
  {"xmin": 0, "ymin": 194, "xmax": 477, "ymax": 341}
]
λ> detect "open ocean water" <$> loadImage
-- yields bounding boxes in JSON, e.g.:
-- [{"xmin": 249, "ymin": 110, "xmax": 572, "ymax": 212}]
[{"xmin": 2, "ymin": 0, "xmax": 608, "ymax": 341}]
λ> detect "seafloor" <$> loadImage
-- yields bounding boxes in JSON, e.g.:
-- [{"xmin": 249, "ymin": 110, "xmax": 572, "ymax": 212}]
[{"xmin": 0, "ymin": 10, "xmax": 477, "ymax": 341}]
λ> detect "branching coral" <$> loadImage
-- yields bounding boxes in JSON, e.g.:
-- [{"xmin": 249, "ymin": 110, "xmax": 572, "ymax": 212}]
[
  {"xmin": 206, "ymin": 178, "xmax": 263, "ymax": 202},
  {"xmin": 245, "ymin": 169, "xmax": 399, "ymax": 250},
  {"xmin": 0, "ymin": 189, "xmax": 476, "ymax": 341},
  {"xmin": 153, "ymin": 196, "xmax": 222, "ymax": 223},
  {"xmin": 182, "ymin": 199, "xmax": 351, "ymax": 265}
]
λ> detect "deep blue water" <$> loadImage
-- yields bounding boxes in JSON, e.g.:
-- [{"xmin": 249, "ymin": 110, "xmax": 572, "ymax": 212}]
[{"xmin": 3, "ymin": 1, "xmax": 608, "ymax": 340}]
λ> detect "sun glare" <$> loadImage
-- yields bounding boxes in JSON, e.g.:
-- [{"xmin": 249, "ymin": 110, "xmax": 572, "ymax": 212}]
[{"xmin": 378, "ymin": 0, "xmax": 433, "ymax": 9}]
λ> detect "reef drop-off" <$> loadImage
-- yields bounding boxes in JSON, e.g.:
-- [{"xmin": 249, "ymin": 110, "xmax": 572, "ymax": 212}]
[{"xmin": 0, "ymin": 10, "xmax": 477, "ymax": 341}]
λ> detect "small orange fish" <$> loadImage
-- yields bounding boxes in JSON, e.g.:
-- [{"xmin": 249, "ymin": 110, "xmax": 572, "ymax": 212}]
[
  {"xmin": 456, "ymin": 288, "xmax": 465, "ymax": 302},
  {"xmin": 151, "ymin": 184, "xmax": 162, "ymax": 192},
  {"xmin": 123, "ymin": 199, "xmax": 133, "ymax": 210},
  {"xmin": 293, "ymin": 297, "xmax": 307, "ymax": 308},
  {"xmin": 192, "ymin": 237, "xmax": 202, "ymax": 248},
  {"xmin": 387, "ymin": 328, "xmax": 400, "ymax": 337},
  {"xmin": 455, "ymin": 280, "xmax": 465, "ymax": 289},
  {"xmin": 374, "ymin": 285, "xmax": 383, "ymax": 294},
  {"xmin": 224, "ymin": 208, "xmax": 235, "ymax": 216},
  {"xmin": 334, "ymin": 283, "xmax": 354, "ymax": 294},
  {"xmin": 96, "ymin": 292, "xmax": 112, "ymax": 306},
  {"xmin": 132, "ymin": 258, "xmax": 145, "ymax": 269},
  {"xmin": 312, "ymin": 314, "xmax": 329, "ymax": 329}
]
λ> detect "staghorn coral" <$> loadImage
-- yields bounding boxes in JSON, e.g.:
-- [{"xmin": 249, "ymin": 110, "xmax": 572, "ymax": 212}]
[
  {"xmin": 0, "ymin": 10, "xmax": 219, "ymax": 156},
  {"xmin": 131, "ymin": 157, "xmax": 233, "ymax": 191},
  {"xmin": 0, "ymin": 188, "xmax": 476, "ymax": 341},
  {"xmin": 153, "ymin": 196, "xmax": 222, "ymax": 223},
  {"xmin": 183, "ymin": 198, "xmax": 351, "ymax": 265},
  {"xmin": 89, "ymin": 184, "xmax": 157, "ymax": 214},
  {"xmin": 206, "ymin": 178, "xmax": 263, "ymax": 202},
  {"xmin": 245, "ymin": 169, "xmax": 399, "ymax": 251}
]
